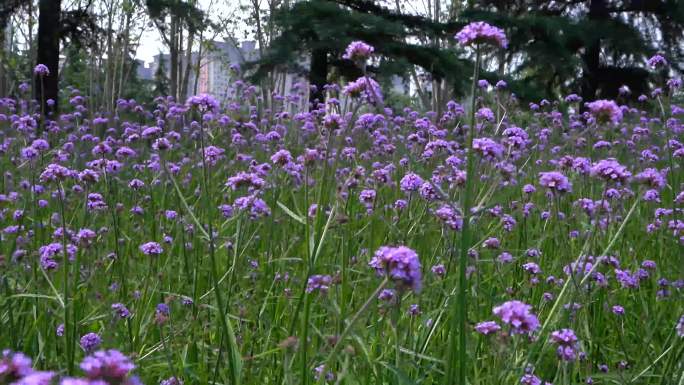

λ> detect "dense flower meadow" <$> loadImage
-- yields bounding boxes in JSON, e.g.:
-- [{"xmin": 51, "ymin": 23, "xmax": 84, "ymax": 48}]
[{"xmin": 1, "ymin": 23, "xmax": 684, "ymax": 385}]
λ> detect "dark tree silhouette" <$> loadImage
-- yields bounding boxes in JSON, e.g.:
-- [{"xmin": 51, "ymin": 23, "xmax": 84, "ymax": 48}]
[{"xmin": 35, "ymin": 0, "xmax": 61, "ymax": 114}]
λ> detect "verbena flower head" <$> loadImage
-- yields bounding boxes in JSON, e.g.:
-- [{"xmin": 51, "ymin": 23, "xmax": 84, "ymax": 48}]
[
  {"xmin": 0, "ymin": 349, "xmax": 34, "ymax": 380},
  {"xmin": 586, "ymin": 99, "xmax": 623, "ymax": 124},
  {"xmin": 306, "ymin": 274, "xmax": 333, "ymax": 295},
  {"xmin": 400, "ymin": 172, "xmax": 424, "ymax": 192},
  {"xmin": 635, "ymin": 168, "xmax": 666, "ymax": 190},
  {"xmin": 369, "ymin": 246, "xmax": 422, "ymax": 292},
  {"xmin": 34, "ymin": 64, "xmax": 50, "ymax": 77},
  {"xmin": 342, "ymin": 76, "xmax": 383, "ymax": 105},
  {"xmin": 591, "ymin": 158, "xmax": 631, "ymax": 183},
  {"xmin": 538, "ymin": 171, "xmax": 572, "ymax": 193},
  {"xmin": 79, "ymin": 333, "xmax": 101, "ymax": 353},
  {"xmin": 40, "ymin": 164, "xmax": 73, "ymax": 183},
  {"xmin": 474, "ymin": 321, "xmax": 501, "ymax": 335},
  {"xmin": 647, "ymin": 54, "xmax": 667, "ymax": 69},
  {"xmin": 139, "ymin": 241, "xmax": 163, "ymax": 256},
  {"xmin": 343, "ymin": 41, "xmax": 374, "ymax": 62},
  {"xmin": 13, "ymin": 371, "xmax": 54, "ymax": 385},
  {"xmin": 186, "ymin": 93, "xmax": 219, "ymax": 112},
  {"xmin": 493, "ymin": 300, "xmax": 540, "ymax": 335},
  {"xmin": 455, "ymin": 21, "xmax": 508, "ymax": 48},
  {"xmin": 550, "ymin": 328, "xmax": 580, "ymax": 361},
  {"xmin": 80, "ymin": 349, "xmax": 136, "ymax": 383}
]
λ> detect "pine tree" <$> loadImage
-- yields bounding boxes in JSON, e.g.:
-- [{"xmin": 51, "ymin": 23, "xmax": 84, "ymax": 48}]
[{"xmin": 154, "ymin": 53, "xmax": 170, "ymax": 96}]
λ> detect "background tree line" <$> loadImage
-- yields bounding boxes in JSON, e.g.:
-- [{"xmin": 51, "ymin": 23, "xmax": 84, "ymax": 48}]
[{"xmin": 1, "ymin": 0, "xmax": 682, "ymax": 113}]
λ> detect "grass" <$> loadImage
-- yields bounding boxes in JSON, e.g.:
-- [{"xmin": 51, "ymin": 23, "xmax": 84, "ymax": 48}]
[{"xmin": 0, "ymin": 76, "xmax": 683, "ymax": 385}]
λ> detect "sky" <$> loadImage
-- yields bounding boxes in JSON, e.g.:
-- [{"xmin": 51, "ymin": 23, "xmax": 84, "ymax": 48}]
[{"xmin": 135, "ymin": 0, "xmax": 237, "ymax": 64}]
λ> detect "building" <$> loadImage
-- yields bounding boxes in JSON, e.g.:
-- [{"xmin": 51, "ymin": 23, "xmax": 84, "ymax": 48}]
[{"xmin": 139, "ymin": 39, "xmax": 308, "ymax": 102}]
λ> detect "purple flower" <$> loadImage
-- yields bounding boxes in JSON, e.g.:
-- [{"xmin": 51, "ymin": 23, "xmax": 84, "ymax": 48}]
[
  {"xmin": 586, "ymin": 99, "xmax": 622, "ymax": 124},
  {"xmin": 492, "ymin": 300, "xmax": 540, "ymax": 335},
  {"xmin": 369, "ymin": 246, "xmax": 422, "ymax": 292},
  {"xmin": 550, "ymin": 328, "xmax": 580, "ymax": 361},
  {"xmin": 0, "ymin": 350, "xmax": 34, "ymax": 379},
  {"xmin": 34, "ymin": 64, "xmax": 50, "ymax": 76},
  {"xmin": 80, "ymin": 350, "xmax": 136, "ymax": 381},
  {"xmin": 359, "ymin": 189, "xmax": 376, "ymax": 204},
  {"xmin": 400, "ymin": 172, "xmax": 424, "ymax": 192},
  {"xmin": 483, "ymin": 237, "xmax": 500, "ymax": 249},
  {"xmin": 271, "ymin": 149, "xmax": 293, "ymax": 166},
  {"xmin": 112, "ymin": 303, "xmax": 131, "ymax": 319},
  {"xmin": 377, "ymin": 289, "xmax": 397, "ymax": 303},
  {"xmin": 455, "ymin": 21, "xmax": 508, "ymax": 48},
  {"xmin": 407, "ymin": 304, "xmax": 421, "ymax": 316},
  {"xmin": 635, "ymin": 168, "xmax": 666, "ymax": 190},
  {"xmin": 520, "ymin": 374, "xmax": 542, "ymax": 385},
  {"xmin": 342, "ymin": 41, "xmax": 374, "ymax": 62},
  {"xmin": 186, "ymin": 93, "xmax": 219, "ymax": 112},
  {"xmin": 474, "ymin": 321, "xmax": 501, "ymax": 335},
  {"xmin": 160, "ymin": 377, "xmax": 184, "ymax": 385},
  {"xmin": 342, "ymin": 76, "xmax": 383, "ymax": 105},
  {"xmin": 431, "ymin": 264, "xmax": 446, "ymax": 278},
  {"xmin": 472, "ymin": 137, "xmax": 503, "ymax": 160},
  {"xmin": 306, "ymin": 275, "xmax": 333, "ymax": 295},
  {"xmin": 39, "ymin": 163, "xmax": 73, "ymax": 183},
  {"xmin": 79, "ymin": 333, "xmax": 101, "ymax": 353},
  {"xmin": 538, "ymin": 171, "xmax": 572, "ymax": 193},
  {"xmin": 591, "ymin": 158, "xmax": 631, "ymax": 183},
  {"xmin": 139, "ymin": 241, "xmax": 163, "ymax": 256},
  {"xmin": 476, "ymin": 107, "xmax": 495, "ymax": 121},
  {"xmin": 676, "ymin": 314, "xmax": 684, "ymax": 337},
  {"xmin": 647, "ymin": 54, "xmax": 668, "ymax": 68},
  {"xmin": 13, "ymin": 371, "xmax": 54, "ymax": 385},
  {"xmin": 203, "ymin": 146, "xmax": 225, "ymax": 166}
]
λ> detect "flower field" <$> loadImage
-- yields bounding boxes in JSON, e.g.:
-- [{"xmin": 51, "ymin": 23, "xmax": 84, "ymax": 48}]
[{"xmin": 1, "ymin": 27, "xmax": 684, "ymax": 385}]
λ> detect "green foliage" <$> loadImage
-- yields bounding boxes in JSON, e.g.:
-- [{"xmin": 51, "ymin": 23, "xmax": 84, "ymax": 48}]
[
  {"xmin": 154, "ymin": 52, "xmax": 170, "ymax": 96},
  {"xmin": 259, "ymin": 0, "xmax": 684, "ymax": 103},
  {"xmin": 253, "ymin": 0, "xmax": 471, "ymax": 97},
  {"xmin": 145, "ymin": 0, "xmax": 207, "ymax": 33}
]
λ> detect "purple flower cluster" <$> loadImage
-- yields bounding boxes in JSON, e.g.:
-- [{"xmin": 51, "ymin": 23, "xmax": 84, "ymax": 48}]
[
  {"xmin": 591, "ymin": 158, "xmax": 632, "ymax": 183},
  {"xmin": 0, "ymin": 349, "xmax": 140, "ymax": 385},
  {"xmin": 139, "ymin": 241, "xmax": 163, "ymax": 256},
  {"xmin": 369, "ymin": 246, "xmax": 422, "ymax": 292},
  {"xmin": 492, "ymin": 300, "xmax": 540, "ymax": 335},
  {"xmin": 647, "ymin": 54, "xmax": 668, "ymax": 69},
  {"xmin": 586, "ymin": 99, "xmax": 623, "ymax": 124},
  {"xmin": 538, "ymin": 171, "xmax": 572, "ymax": 193},
  {"xmin": 186, "ymin": 93, "xmax": 219, "ymax": 112},
  {"xmin": 342, "ymin": 76, "xmax": 384, "ymax": 105},
  {"xmin": 342, "ymin": 41, "xmax": 374, "ymax": 62},
  {"xmin": 455, "ymin": 21, "xmax": 508, "ymax": 48},
  {"xmin": 34, "ymin": 64, "xmax": 50, "ymax": 77},
  {"xmin": 306, "ymin": 274, "xmax": 333, "ymax": 295},
  {"xmin": 550, "ymin": 328, "xmax": 580, "ymax": 361}
]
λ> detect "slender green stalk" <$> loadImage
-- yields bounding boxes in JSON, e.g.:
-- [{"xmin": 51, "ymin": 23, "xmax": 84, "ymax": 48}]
[
  {"xmin": 315, "ymin": 278, "xmax": 388, "ymax": 385},
  {"xmin": 57, "ymin": 182, "xmax": 74, "ymax": 374},
  {"xmin": 197, "ymin": 118, "xmax": 242, "ymax": 385},
  {"xmin": 448, "ymin": 44, "xmax": 481, "ymax": 385}
]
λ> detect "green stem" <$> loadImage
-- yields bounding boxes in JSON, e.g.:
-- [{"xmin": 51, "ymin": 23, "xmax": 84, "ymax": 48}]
[
  {"xmin": 57, "ymin": 182, "xmax": 74, "ymax": 375},
  {"xmin": 197, "ymin": 117, "xmax": 242, "ymax": 385},
  {"xmin": 315, "ymin": 278, "xmax": 388, "ymax": 385},
  {"xmin": 448, "ymin": 44, "xmax": 481, "ymax": 385}
]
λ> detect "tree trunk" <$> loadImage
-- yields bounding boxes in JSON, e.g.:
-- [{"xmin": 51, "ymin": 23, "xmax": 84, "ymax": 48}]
[
  {"xmin": 0, "ymin": 23, "xmax": 7, "ymax": 97},
  {"xmin": 35, "ymin": 0, "xmax": 61, "ymax": 114},
  {"xmin": 309, "ymin": 46, "xmax": 327, "ymax": 109},
  {"xmin": 180, "ymin": 29, "xmax": 194, "ymax": 101},
  {"xmin": 581, "ymin": 0, "xmax": 607, "ymax": 103},
  {"xmin": 169, "ymin": 15, "xmax": 178, "ymax": 100}
]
